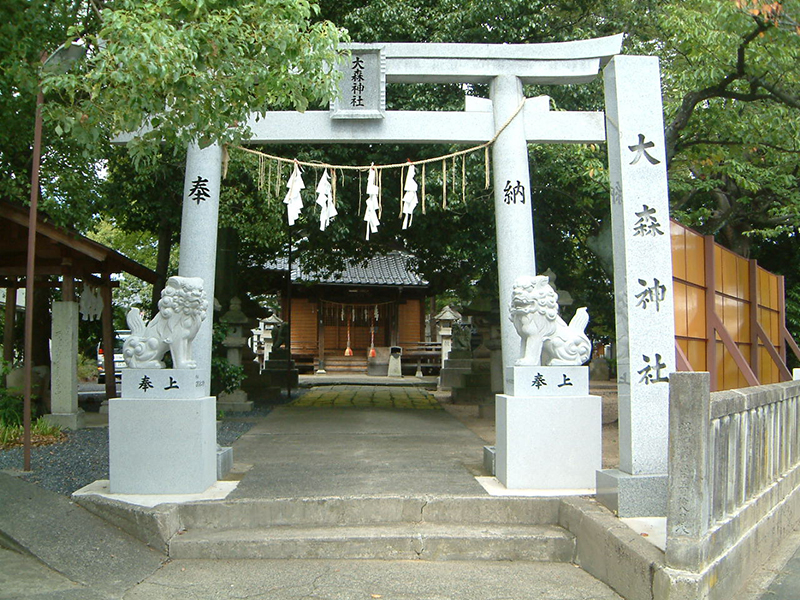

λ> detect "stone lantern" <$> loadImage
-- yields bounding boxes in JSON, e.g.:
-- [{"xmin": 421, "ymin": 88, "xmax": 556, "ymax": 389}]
[
  {"xmin": 434, "ymin": 305, "xmax": 462, "ymax": 367},
  {"xmin": 221, "ymin": 298, "xmax": 248, "ymax": 366},
  {"xmin": 218, "ymin": 297, "xmax": 252, "ymax": 412},
  {"xmin": 250, "ymin": 313, "xmax": 282, "ymax": 373}
]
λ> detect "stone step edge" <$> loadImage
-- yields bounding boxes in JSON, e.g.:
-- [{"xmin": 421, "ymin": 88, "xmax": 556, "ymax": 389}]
[
  {"xmin": 169, "ymin": 523, "xmax": 575, "ymax": 561},
  {"xmin": 176, "ymin": 496, "xmax": 562, "ymax": 529}
]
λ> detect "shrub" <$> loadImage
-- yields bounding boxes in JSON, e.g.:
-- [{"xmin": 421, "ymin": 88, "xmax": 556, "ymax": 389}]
[
  {"xmin": 0, "ymin": 361, "xmax": 23, "ymax": 427},
  {"xmin": 77, "ymin": 353, "xmax": 98, "ymax": 381}
]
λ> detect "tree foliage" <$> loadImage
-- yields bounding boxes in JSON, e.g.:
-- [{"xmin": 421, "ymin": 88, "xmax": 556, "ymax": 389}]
[
  {"xmin": 0, "ymin": 0, "xmax": 105, "ymax": 229},
  {"xmin": 41, "ymin": 0, "xmax": 348, "ymax": 165},
  {"xmin": 659, "ymin": 0, "xmax": 800, "ymax": 256}
]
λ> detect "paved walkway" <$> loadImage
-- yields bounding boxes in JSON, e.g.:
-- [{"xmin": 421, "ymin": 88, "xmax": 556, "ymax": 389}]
[{"xmin": 228, "ymin": 404, "xmax": 485, "ymax": 499}]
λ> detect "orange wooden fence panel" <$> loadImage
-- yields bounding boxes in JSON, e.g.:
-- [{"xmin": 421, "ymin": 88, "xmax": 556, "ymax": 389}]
[{"xmin": 671, "ymin": 220, "xmax": 792, "ymax": 391}]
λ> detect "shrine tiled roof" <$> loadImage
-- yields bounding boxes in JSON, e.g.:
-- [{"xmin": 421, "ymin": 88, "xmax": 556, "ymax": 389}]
[{"xmin": 267, "ymin": 251, "xmax": 427, "ymax": 287}]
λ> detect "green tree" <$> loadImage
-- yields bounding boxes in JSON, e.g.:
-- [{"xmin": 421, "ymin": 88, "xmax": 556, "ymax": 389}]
[
  {"xmin": 658, "ymin": 0, "xmax": 800, "ymax": 256},
  {"xmin": 85, "ymin": 218, "xmax": 179, "ymax": 319},
  {"xmin": 41, "ymin": 0, "xmax": 348, "ymax": 165},
  {"xmin": 0, "ymin": 0, "xmax": 104, "ymax": 229},
  {"xmin": 101, "ymin": 147, "xmax": 186, "ymax": 311}
]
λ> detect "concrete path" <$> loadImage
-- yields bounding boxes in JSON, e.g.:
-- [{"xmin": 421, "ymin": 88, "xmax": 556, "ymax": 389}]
[
  {"xmin": 0, "ymin": 474, "xmax": 165, "ymax": 600},
  {"xmin": 228, "ymin": 406, "xmax": 487, "ymax": 499},
  {"xmin": 298, "ymin": 373, "xmax": 439, "ymax": 388},
  {"xmin": 745, "ymin": 527, "xmax": 800, "ymax": 600}
]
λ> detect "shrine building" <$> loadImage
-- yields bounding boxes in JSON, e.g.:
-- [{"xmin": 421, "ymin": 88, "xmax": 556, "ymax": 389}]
[{"xmin": 266, "ymin": 251, "xmax": 434, "ymax": 373}]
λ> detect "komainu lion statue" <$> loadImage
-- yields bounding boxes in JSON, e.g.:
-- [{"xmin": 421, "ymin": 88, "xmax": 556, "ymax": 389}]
[
  {"xmin": 509, "ymin": 275, "xmax": 591, "ymax": 366},
  {"xmin": 123, "ymin": 276, "xmax": 208, "ymax": 369}
]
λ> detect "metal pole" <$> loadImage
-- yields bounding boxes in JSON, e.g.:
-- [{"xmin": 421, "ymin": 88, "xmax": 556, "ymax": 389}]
[
  {"xmin": 23, "ymin": 83, "xmax": 45, "ymax": 471},
  {"xmin": 286, "ymin": 231, "xmax": 292, "ymax": 400}
]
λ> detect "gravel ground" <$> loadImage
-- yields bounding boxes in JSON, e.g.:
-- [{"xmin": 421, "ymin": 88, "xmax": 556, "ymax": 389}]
[{"xmin": 0, "ymin": 416, "xmax": 262, "ymax": 496}]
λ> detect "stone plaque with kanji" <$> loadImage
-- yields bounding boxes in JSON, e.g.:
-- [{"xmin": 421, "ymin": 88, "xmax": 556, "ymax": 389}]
[{"xmin": 330, "ymin": 45, "xmax": 385, "ymax": 119}]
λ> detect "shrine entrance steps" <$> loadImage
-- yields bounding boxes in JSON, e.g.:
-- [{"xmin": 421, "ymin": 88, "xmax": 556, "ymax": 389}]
[
  {"xmin": 316, "ymin": 355, "xmax": 369, "ymax": 372},
  {"xmin": 168, "ymin": 496, "xmax": 574, "ymax": 561},
  {"xmin": 72, "ymin": 407, "xmax": 653, "ymax": 599}
]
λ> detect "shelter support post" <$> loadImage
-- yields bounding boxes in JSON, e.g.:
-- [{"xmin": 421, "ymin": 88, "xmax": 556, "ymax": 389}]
[
  {"xmin": 178, "ymin": 142, "xmax": 223, "ymax": 396},
  {"xmin": 46, "ymin": 300, "xmax": 84, "ymax": 429},
  {"xmin": 101, "ymin": 271, "xmax": 116, "ymax": 403},
  {"xmin": 596, "ymin": 56, "xmax": 676, "ymax": 517},
  {"xmin": 317, "ymin": 307, "xmax": 326, "ymax": 373},
  {"xmin": 61, "ymin": 258, "xmax": 75, "ymax": 302},
  {"xmin": 490, "ymin": 75, "xmax": 537, "ymax": 384}
]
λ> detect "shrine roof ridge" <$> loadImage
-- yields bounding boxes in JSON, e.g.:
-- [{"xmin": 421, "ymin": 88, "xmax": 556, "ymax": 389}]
[{"xmin": 267, "ymin": 251, "xmax": 427, "ymax": 288}]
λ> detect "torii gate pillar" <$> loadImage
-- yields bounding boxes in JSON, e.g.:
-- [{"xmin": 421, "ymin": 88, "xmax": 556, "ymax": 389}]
[
  {"xmin": 178, "ymin": 141, "xmax": 223, "ymax": 395},
  {"xmin": 490, "ymin": 75, "xmax": 537, "ymax": 377}
]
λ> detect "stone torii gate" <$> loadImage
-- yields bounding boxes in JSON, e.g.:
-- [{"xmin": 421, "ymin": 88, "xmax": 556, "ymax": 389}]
[{"xmin": 177, "ymin": 36, "xmax": 675, "ymax": 515}]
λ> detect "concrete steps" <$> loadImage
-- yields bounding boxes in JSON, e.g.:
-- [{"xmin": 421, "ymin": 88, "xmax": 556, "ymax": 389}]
[
  {"xmin": 319, "ymin": 356, "xmax": 369, "ymax": 372},
  {"xmin": 169, "ymin": 495, "xmax": 575, "ymax": 562},
  {"xmin": 170, "ymin": 523, "xmax": 575, "ymax": 561}
]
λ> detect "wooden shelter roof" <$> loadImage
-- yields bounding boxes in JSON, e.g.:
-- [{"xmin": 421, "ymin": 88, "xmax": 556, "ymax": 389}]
[{"xmin": 0, "ymin": 200, "xmax": 157, "ymax": 285}]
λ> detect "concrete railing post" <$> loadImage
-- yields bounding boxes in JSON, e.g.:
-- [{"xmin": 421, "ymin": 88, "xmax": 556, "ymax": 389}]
[{"xmin": 666, "ymin": 371, "xmax": 712, "ymax": 571}]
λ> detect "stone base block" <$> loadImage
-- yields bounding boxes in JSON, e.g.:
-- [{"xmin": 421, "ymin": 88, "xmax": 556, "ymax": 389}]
[
  {"xmin": 217, "ymin": 400, "xmax": 254, "ymax": 413},
  {"xmin": 483, "ymin": 445, "xmax": 496, "ymax": 475},
  {"xmin": 367, "ymin": 361, "xmax": 388, "ymax": 376},
  {"xmin": 44, "ymin": 409, "xmax": 85, "ymax": 430},
  {"xmin": 595, "ymin": 469, "xmax": 667, "ymax": 517},
  {"xmin": 217, "ymin": 446, "xmax": 233, "ymax": 479},
  {"xmin": 218, "ymin": 390, "xmax": 253, "ymax": 412},
  {"xmin": 109, "ymin": 396, "xmax": 217, "ymax": 495},
  {"xmin": 439, "ymin": 367, "xmax": 471, "ymax": 390},
  {"xmin": 496, "ymin": 394, "xmax": 601, "ymax": 491},
  {"xmin": 261, "ymin": 364, "xmax": 299, "ymax": 388},
  {"xmin": 452, "ymin": 386, "xmax": 493, "ymax": 405},
  {"xmin": 122, "ymin": 368, "xmax": 207, "ymax": 399},
  {"xmin": 387, "ymin": 355, "xmax": 402, "ymax": 377}
]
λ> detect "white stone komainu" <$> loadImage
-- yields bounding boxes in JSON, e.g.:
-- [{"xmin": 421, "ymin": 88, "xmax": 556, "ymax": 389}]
[
  {"xmin": 497, "ymin": 276, "xmax": 601, "ymax": 492},
  {"xmin": 122, "ymin": 276, "xmax": 208, "ymax": 370},
  {"xmin": 509, "ymin": 275, "xmax": 591, "ymax": 367}
]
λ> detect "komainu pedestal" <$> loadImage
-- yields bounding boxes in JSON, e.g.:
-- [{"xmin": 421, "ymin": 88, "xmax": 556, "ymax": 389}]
[
  {"xmin": 495, "ymin": 366, "xmax": 601, "ymax": 493},
  {"xmin": 108, "ymin": 369, "xmax": 217, "ymax": 494},
  {"xmin": 110, "ymin": 369, "xmax": 216, "ymax": 494}
]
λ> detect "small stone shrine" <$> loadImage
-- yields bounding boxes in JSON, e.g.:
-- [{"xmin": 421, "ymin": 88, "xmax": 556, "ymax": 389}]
[
  {"xmin": 109, "ymin": 276, "xmax": 221, "ymax": 495},
  {"xmin": 495, "ymin": 275, "xmax": 601, "ymax": 492}
]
